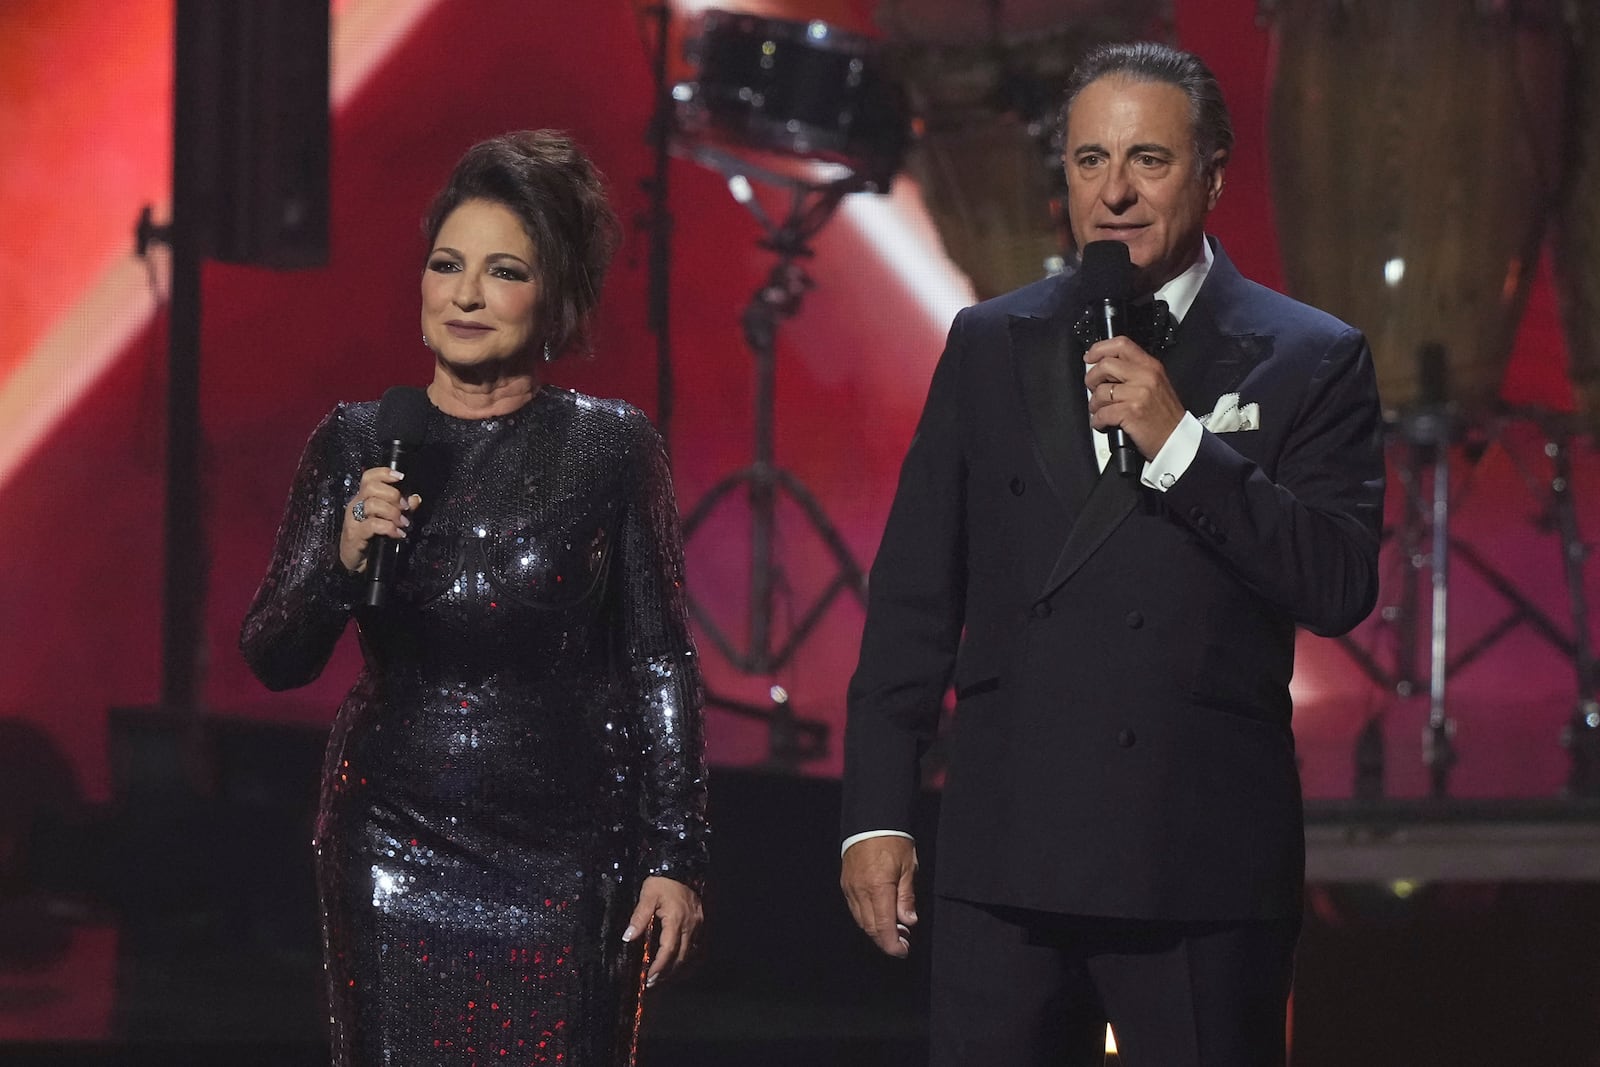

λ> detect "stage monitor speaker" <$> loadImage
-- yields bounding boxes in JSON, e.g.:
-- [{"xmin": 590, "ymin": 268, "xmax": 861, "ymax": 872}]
[{"xmin": 175, "ymin": 0, "xmax": 330, "ymax": 269}]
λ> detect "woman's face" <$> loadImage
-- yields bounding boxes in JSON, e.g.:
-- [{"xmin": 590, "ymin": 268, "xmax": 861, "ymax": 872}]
[{"xmin": 421, "ymin": 198, "xmax": 541, "ymax": 371}]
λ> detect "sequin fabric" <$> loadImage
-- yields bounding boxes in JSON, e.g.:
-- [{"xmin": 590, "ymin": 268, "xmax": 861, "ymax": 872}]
[{"xmin": 240, "ymin": 386, "xmax": 709, "ymax": 1066}]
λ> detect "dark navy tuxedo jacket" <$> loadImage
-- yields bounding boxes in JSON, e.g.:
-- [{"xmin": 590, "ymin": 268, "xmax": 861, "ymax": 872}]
[{"xmin": 842, "ymin": 239, "xmax": 1385, "ymax": 922}]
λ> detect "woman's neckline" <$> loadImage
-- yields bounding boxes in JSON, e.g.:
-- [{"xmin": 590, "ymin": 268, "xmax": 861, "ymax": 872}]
[{"xmin": 426, "ymin": 382, "xmax": 551, "ymax": 422}]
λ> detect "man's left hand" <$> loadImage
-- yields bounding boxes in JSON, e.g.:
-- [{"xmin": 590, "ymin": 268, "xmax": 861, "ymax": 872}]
[{"xmin": 1084, "ymin": 336, "xmax": 1186, "ymax": 460}]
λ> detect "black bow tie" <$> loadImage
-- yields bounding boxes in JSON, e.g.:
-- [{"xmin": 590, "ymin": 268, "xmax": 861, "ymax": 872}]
[{"xmin": 1072, "ymin": 298, "xmax": 1179, "ymax": 355}]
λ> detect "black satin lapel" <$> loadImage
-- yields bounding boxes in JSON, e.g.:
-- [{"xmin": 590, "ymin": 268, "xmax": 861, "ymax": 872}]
[
  {"xmin": 1010, "ymin": 314, "xmax": 1097, "ymax": 509},
  {"xmin": 1039, "ymin": 464, "xmax": 1140, "ymax": 598}
]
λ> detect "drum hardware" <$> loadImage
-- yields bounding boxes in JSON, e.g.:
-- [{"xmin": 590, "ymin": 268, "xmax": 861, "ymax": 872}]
[
  {"xmin": 1547, "ymin": 422, "xmax": 1600, "ymax": 797},
  {"xmin": 672, "ymin": 12, "xmax": 908, "ymax": 769},
  {"xmin": 1265, "ymin": 0, "xmax": 1599, "ymax": 798},
  {"xmin": 1336, "ymin": 399, "xmax": 1600, "ymax": 799}
]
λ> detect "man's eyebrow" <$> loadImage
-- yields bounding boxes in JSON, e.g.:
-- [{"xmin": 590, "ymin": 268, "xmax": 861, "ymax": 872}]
[
  {"xmin": 1071, "ymin": 141, "xmax": 1108, "ymax": 157},
  {"xmin": 1126, "ymin": 142, "xmax": 1177, "ymax": 159}
]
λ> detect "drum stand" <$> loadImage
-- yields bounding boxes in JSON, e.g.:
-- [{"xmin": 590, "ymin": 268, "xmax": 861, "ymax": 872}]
[
  {"xmin": 1339, "ymin": 407, "xmax": 1600, "ymax": 798},
  {"xmin": 678, "ymin": 146, "xmax": 874, "ymax": 769},
  {"xmin": 1544, "ymin": 417, "xmax": 1600, "ymax": 797}
]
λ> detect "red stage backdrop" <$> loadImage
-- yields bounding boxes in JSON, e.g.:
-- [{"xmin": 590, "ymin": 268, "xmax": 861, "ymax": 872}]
[{"xmin": 0, "ymin": 0, "xmax": 1594, "ymax": 809}]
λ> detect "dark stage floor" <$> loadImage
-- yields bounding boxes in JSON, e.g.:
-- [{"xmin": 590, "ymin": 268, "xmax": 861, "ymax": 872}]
[{"xmin": 3, "ymin": 747, "xmax": 1600, "ymax": 1065}]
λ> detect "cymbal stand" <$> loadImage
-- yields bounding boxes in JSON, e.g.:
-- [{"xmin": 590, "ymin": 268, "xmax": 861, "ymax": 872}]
[
  {"xmin": 1336, "ymin": 383, "xmax": 1459, "ymax": 798},
  {"xmin": 1400, "ymin": 399, "xmax": 1461, "ymax": 798},
  {"xmin": 678, "ymin": 145, "xmax": 873, "ymax": 769},
  {"xmin": 1535, "ymin": 417, "xmax": 1600, "ymax": 796}
]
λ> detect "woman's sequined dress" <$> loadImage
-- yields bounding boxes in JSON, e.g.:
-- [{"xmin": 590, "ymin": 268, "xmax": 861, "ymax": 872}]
[{"xmin": 240, "ymin": 387, "xmax": 708, "ymax": 1066}]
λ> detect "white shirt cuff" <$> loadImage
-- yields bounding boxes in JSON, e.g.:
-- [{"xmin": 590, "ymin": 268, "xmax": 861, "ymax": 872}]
[
  {"xmin": 1142, "ymin": 411, "xmax": 1203, "ymax": 491},
  {"xmin": 841, "ymin": 829, "xmax": 915, "ymax": 857}
]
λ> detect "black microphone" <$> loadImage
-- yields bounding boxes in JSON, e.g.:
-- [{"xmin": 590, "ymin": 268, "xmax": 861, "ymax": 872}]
[
  {"xmin": 365, "ymin": 386, "xmax": 432, "ymax": 608},
  {"xmin": 1079, "ymin": 240, "xmax": 1140, "ymax": 476}
]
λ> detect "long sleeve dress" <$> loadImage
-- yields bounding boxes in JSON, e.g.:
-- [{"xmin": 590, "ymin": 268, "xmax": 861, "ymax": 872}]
[{"xmin": 240, "ymin": 385, "xmax": 709, "ymax": 1066}]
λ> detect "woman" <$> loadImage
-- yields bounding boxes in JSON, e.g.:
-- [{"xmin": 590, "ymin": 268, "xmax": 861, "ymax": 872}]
[{"xmin": 240, "ymin": 130, "xmax": 708, "ymax": 1065}]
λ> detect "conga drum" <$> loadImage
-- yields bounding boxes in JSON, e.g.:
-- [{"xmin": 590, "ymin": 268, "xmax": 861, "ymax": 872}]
[
  {"xmin": 1266, "ymin": 0, "xmax": 1573, "ymax": 417},
  {"xmin": 878, "ymin": 3, "xmax": 1170, "ymax": 300},
  {"xmin": 1554, "ymin": 1, "xmax": 1600, "ymax": 436},
  {"xmin": 889, "ymin": 33, "xmax": 1076, "ymax": 302}
]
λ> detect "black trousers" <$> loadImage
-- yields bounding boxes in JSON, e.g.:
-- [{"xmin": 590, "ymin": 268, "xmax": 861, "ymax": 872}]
[{"xmin": 930, "ymin": 895, "xmax": 1299, "ymax": 1067}]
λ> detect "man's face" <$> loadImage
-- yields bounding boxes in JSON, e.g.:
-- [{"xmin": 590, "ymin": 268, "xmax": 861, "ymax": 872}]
[{"xmin": 1063, "ymin": 75, "xmax": 1225, "ymax": 295}]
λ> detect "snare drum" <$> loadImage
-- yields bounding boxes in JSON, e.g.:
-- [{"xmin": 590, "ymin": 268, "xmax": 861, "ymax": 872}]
[
  {"xmin": 1266, "ymin": 0, "xmax": 1572, "ymax": 416},
  {"xmin": 676, "ymin": 10, "xmax": 909, "ymax": 184}
]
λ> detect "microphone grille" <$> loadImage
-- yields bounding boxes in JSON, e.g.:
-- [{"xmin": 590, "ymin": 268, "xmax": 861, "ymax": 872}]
[
  {"xmin": 375, "ymin": 385, "xmax": 432, "ymax": 445},
  {"xmin": 1079, "ymin": 241, "xmax": 1134, "ymax": 303}
]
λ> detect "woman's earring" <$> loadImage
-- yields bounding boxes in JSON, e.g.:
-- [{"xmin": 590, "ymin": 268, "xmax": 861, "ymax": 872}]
[
  {"xmin": 422, "ymin": 332, "xmax": 432, "ymax": 351},
  {"xmin": 541, "ymin": 341, "xmax": 554, "ymax": 362}
]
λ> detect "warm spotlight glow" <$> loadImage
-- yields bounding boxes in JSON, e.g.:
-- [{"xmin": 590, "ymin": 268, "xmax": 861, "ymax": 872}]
[
  {"xmin": 842, "ymin": 185, "xmax": 974, "ymax": 331},
  {"xmin": 0, "ymin": 255, "xmax": 167, "ymax": 487},
  {"xmin": 330, "ymin": 0, "xmax": 442, "ymax": 106}
]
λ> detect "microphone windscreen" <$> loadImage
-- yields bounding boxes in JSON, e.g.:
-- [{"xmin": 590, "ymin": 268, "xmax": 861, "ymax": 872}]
[
  {"xmin": 1079, "ymin": 240, "xmax": 1134, "ymax": 304},
  {"xmin": 375, "ymin": 386, "xmax": 432, "ymax": 446}
]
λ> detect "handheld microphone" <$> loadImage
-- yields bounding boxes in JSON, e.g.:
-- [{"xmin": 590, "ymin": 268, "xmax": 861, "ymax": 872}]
[
  {"xmin": 365, "ymin": 385, "xmax": 432, "ymax": 608},
  {"xmin": 1079, "ymin": 240, "xmax": 1140, "ymax": 477}
]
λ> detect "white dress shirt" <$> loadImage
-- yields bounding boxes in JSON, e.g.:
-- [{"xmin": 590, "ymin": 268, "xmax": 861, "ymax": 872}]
[{"xmin": 1096, "ymin": 236, "xmax": 1213, "ymax": 490}]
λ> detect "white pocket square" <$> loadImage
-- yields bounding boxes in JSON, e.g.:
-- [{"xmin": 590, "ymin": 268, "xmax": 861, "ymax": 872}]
[{"xmin": 1198, "ymin": 393, "xmax": 1260, "ymax": 433}]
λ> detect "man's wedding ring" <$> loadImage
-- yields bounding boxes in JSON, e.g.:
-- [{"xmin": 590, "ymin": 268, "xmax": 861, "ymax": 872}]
[
  {"xmin": 1108, "ymin": 383, "xmax": 1116, "ymax": 402},
  {"xmin": 352, "ymin": 499, "xmax": 367, "ymax": 522}
]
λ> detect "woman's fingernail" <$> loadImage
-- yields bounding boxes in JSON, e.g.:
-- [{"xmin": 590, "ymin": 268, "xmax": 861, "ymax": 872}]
[
  {"xmin": 399, "ymin": 516, "xmax": 410, "ymax": 529},
  {"xmin": 646, "ymin": 974, "xmax": 659, "ymax": 988},
  {"xmin": 622, "ymin": 926, "xmax": 637, "ymax": 942}
]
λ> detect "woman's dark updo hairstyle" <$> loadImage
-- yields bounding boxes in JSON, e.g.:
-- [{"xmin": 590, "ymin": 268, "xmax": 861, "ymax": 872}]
[{"xmin": 424, "ymin": 130, "xmax": 621, "ymax": 359}]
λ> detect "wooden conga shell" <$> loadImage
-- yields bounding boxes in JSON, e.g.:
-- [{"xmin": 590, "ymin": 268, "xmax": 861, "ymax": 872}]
[
  {"xmin": 884, "ymin": 11, "xmax": 1168, "ymax": 300},
  {"xmin": 1554, "ymin": 3, "xmax": 1600, "ymax": 436},
  {"xmin": 905, "ymin": 118, "xmax": 1065, "ymax": 301},
  {"xmin": 1267, "ymin": 0, "xmax": 1571, "ymax": 416}
]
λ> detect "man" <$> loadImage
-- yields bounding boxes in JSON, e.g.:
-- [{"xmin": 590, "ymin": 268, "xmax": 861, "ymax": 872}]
[{"xmin": 839, "ymin": 42, "xmax": 1384, "ymax": 1066}]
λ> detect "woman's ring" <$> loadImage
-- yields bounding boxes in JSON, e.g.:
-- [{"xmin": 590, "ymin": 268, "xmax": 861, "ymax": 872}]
[{"xmin": 352, "ymin": 499, "xmax": 367, "ymax": 522}]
